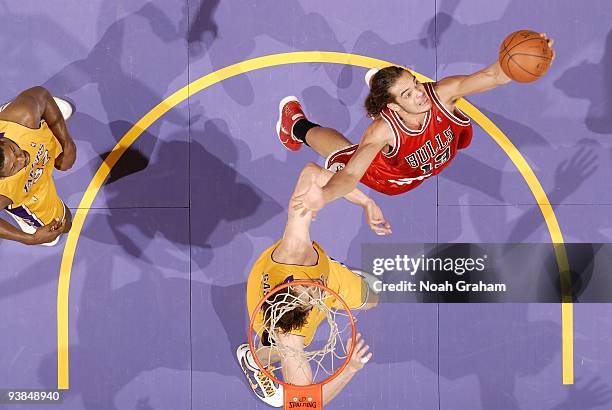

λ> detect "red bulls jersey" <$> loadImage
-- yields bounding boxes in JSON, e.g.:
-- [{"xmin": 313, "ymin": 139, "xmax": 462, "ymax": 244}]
[{"xmin": 326, "ymin": 82, "xmax": 473, "ymax": 196}]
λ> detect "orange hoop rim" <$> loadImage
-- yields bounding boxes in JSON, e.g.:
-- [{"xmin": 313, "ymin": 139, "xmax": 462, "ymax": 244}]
[{"xmin": 247, "ymin": 279, "xmax": 358, "ymax": 388}]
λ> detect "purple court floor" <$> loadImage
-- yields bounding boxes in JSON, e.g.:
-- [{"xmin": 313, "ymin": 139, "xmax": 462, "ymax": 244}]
[{"xmin": 1, "ymin": 0, "xmax": 612, "ymax": 409}]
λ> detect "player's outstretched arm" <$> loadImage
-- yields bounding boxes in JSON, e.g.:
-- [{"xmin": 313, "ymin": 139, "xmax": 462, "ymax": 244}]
[
  {"xmin": 435, "ymin": 60, "xmax": 511, "ymax": 107},
  {"xmin": 0, "ymin": 86, "xmax": 76, "ymax": 170},
  {"xmin": 321, "ymin": 121, "xmax": 389, "ymax": 204},
  {"xmin": 274, "ymin": 163, "xmax": 331, "ymax": 264},
  {"xmin": 0, "ymin": 196, "xmax": 29, "ymax": 243},
  {"xmin": 435, "ymin": 33, "xmax": 554, "ymax": 111},
  {"xmin": 0, "ymin": 196, "xmax": 65, "ymax": 245},
  {"xmin": 322, "ymin": 333, "xmax": 372, "ymax": 406},
  {"xmin": 293, "ymin": 120, "xmax": 390, "ymax": 208},
  {"xmin": 0, "ymin": 219, "xmax": 32, "ymax": 244},
  {"xmin": 278, "ymin": 162, "xmax": 391, "ymax": 262},
  {"xmin": 293, "ymin": 163, "xmax": 391, "ymax": 235}
]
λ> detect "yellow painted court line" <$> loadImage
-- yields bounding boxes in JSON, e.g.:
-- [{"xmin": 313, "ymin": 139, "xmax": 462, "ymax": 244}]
[
  {"xmin": 57, "ymin": 51, "xmax": 573, "ymax": 389},
  {"xmin": 460, "ymin": 106, "xmax": 573, "ymax": 385}
]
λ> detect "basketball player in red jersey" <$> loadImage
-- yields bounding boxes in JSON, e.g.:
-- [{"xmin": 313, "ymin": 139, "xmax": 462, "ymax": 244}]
[{"xmin": 276, "ymin": 34, "xmax": 553, "ymax": 212}]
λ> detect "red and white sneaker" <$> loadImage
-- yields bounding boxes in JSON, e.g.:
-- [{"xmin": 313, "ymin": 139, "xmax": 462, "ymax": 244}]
[
  {"xmin": 276, "ymin": 96, "xmax": 306, "ymax": 152},
  {"xmin": 364, "ymin": 68, "xmax": 380, "ymax": 88}
]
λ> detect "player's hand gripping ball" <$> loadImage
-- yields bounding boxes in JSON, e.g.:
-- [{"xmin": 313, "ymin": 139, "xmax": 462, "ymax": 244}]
[{"xmin": 499, "ymin": 30, "xmax": 555, "ymax": 83}]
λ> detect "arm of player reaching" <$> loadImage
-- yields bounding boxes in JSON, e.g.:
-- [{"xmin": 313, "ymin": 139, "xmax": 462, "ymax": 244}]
[
  {"xmin": 293, "ymin": 162, "xmax": 391, "ymax": 235},
  {"xmin": 0, "ymin": 217, "xmax": 33, "ymax": 244},
  {"xmin": 434, "ymin": 62, "xmax": 511, "ymax": 109},
  {"xmin": 293, "ymin": 120, "xmax": 389, "ymax": 207},
  {"xmin": 0, "ymin": 195, "xmax": 65, "ymax": 245},
  {"xmin": 321, "ymin": 121, "xmax": 389, "ymax": 203},
  {"xmin": 0, "ymin": 86, "xmax": 76, "ymax": 171},
  {"xmin": 278, "ymin": 162, "xmax": 390, "ymax": 261},
  {"xmin": 435, "ymin": 33, "xmax": 554, "ymax": 110},
  {"xmin": 322, "ymin": 333, "xmax": 372, "ymax": 405},
  {"xmin": 0, "ymin": 217, "xmax": 65, "ymax": 245}
]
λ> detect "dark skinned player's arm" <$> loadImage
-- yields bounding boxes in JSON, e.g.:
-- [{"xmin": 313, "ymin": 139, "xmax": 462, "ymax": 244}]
[
  {"xmin": 320, "ymin": 120, "xmax": 392, "ymax": 204},
  {"xmin": 0, "ymin": 86, "xmax": 76, "ymax": 170},
  {"xmin": 0, "ymin": 195, "xmax": 65, "ymax": 245},
  {"xmin": 0, "ymin": 195, "xmax": 32, "ymax": 244}
]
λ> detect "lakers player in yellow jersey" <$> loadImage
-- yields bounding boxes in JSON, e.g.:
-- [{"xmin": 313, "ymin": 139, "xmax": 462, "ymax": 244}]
[
  {"xmin": 236, "ymin": 162, "xmax": 388, "ymax": 407},
  {"xmin": 0, "ymin": 86, "xmax": 76, "ymax": 245}
]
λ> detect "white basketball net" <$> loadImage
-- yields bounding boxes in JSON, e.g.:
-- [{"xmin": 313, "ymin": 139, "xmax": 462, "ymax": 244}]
[{"xmin": 253, "ymin": 284, "xmax": 354, "ymax": 383}]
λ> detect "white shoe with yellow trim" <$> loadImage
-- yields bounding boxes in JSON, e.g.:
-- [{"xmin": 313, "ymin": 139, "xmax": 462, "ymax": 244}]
[{"xmin": 236, "ymin": 343, "xmax": 283, "ymax": 407}]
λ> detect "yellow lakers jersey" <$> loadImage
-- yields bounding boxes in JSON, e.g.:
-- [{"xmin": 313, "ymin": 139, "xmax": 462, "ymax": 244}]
[
  {"xmin": 246, "ymin": 241, "xmax": 331, "ymax": 344},
  {"xmin": 247, "ymin": 241, "xmax": 330, "ymax": 315},
  {"xmin": 246, "ymin": 241, "xmax": 367, "ymax": 346},
  {"xmin": 0, "ymin": 120, "xmax": 64, "ymax": 226}
]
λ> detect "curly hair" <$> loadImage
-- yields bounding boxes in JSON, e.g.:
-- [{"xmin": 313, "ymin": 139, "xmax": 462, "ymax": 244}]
[
  {"xmin": 364, "ymin": 66, "xmax": 407, "ymax": 117},
  {"xmin": 262, "ymin": 286, "xmax": 312, "ymax": 334}
]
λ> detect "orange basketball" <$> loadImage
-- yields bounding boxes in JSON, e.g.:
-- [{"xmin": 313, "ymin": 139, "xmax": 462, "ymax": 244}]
[{"xmin": 499, "ymin": 30, "xmax": 553, "ymax": 83}]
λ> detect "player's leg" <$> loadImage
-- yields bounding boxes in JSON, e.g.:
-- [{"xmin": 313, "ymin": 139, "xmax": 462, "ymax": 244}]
[
  {"xmin": 302, "ymin": 125, "xmax": 354, "ymax": 159},
  {"xmin": 276, "ymin": 96, "xmax": 354, "ymax": 158},
  {"xmin": 236, "ymin": 338, "xmax": 284, "ymax": 407}
]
